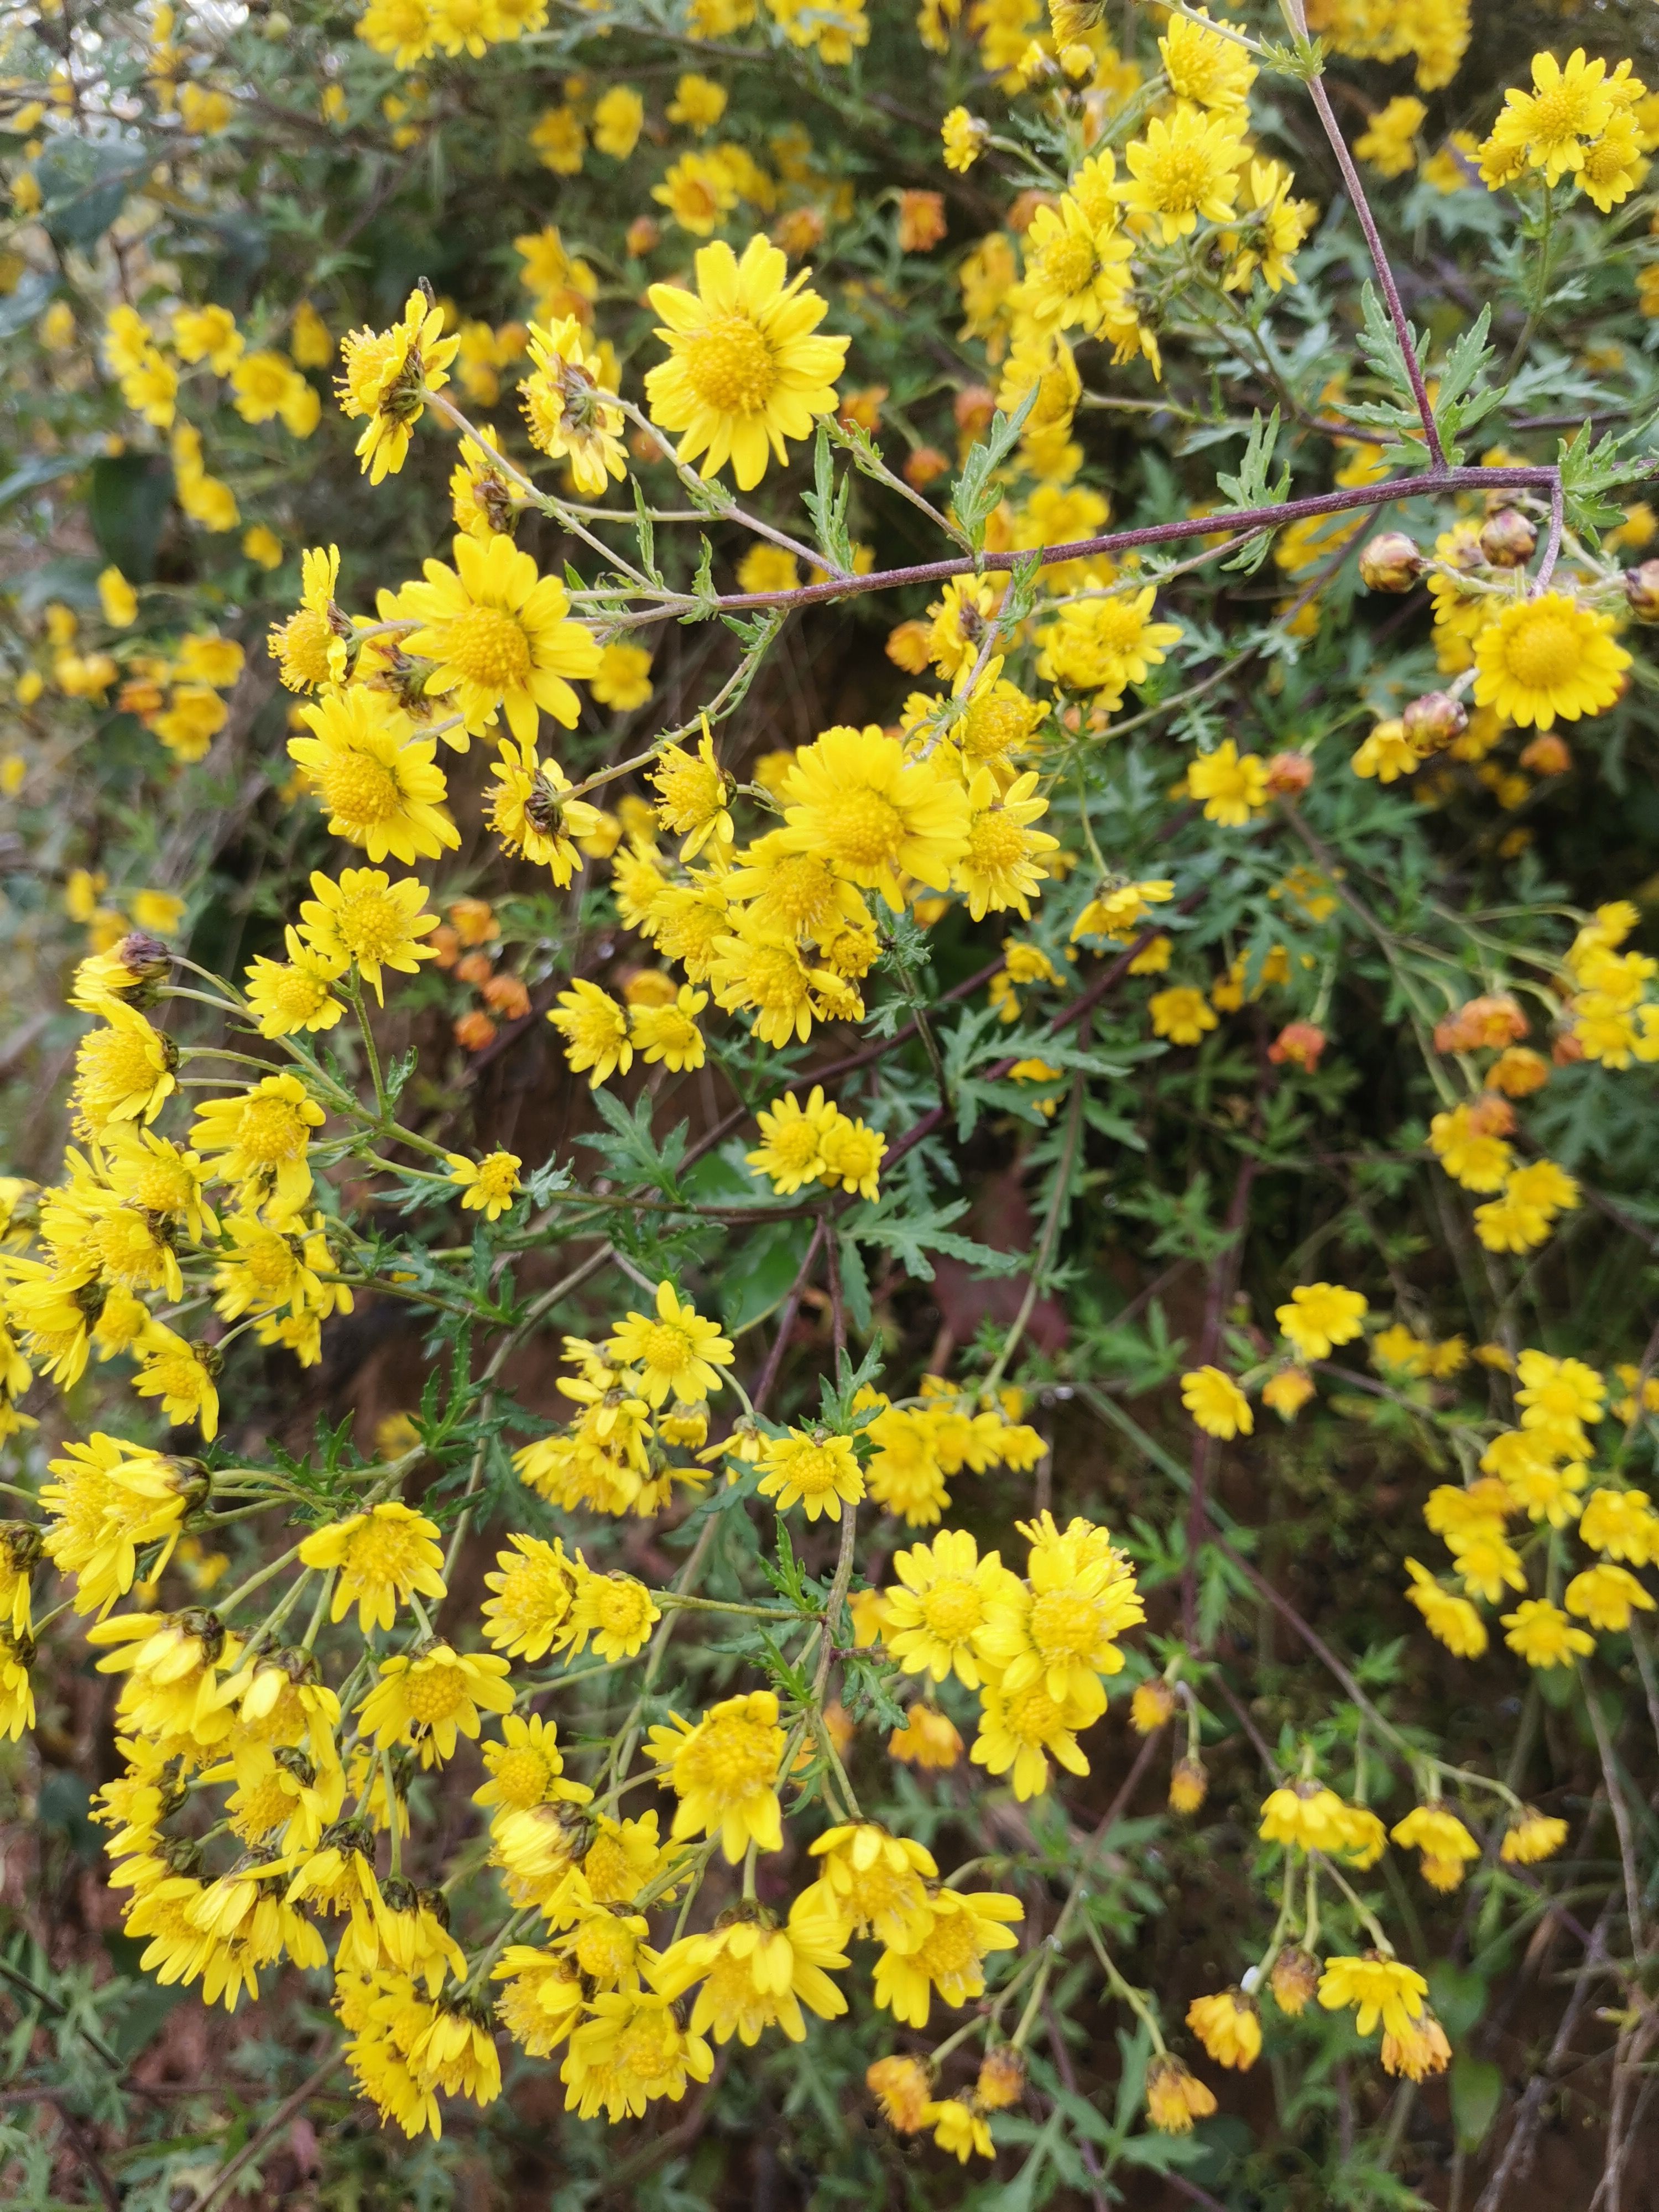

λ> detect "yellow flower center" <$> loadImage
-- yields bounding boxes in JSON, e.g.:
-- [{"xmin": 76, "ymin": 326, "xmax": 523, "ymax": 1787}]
[
  {"xmin": 146, "ymin": 1347, "xmax": 200, "ymax": 1395},
  {"xmin": 496, "ymin": 1573, "xmax": 569, "ymax": 1642},
  {"xmin": 966, "ymin": 808, "xmax": 1028, "ymax": 876},
  {"xmin": 1528, "ymin": 82, "xmax": 1600, "ymax": 149},
  {"xmin": 704, "ymin": 1949, "xmax": 767, "ymax": 2017},
  {"xmin": 760, "ymin": 853, "xmax": 839, "ymax": 931},
  {"xmin": 784, "ymin": 1443, "xmax": 842, "ymax": 1495},
  {"xmin": 744, "ymin": 942, "xmax": 810, "ymax": 1013},
  {"xmin": 403, "ymin": 1662, "xmax": 468, "ymax": 1725},
  {"xmin": 639, "ymin": 1321, "xmax": 695, "ymax": 1375},
  {"xmin": 920, "ymin": 1578, "xmax": 983, "ymax": 1644},
  {"xmin": 275, "ymin": 607, "xmax": 335, "ymax": 687},
  {"xmin": 827, "ymin": 787, "xmax": 906, "ymax": 870},
  {"xmin": 1145, "ymin": 143, "xmax": 1218, "ymax": 214},
  {"xmin": 915, "ymin": 1907, "xmax": 978, "ymax": 1977},
  {"xmin": 123, "ymin": 1159, "xmax": 191, "ymax": 1213},
  {"xmin": 766, "ymin": 1118, "xmax": 822, "ymax": 1171},
  {"xmin": 231, "ymin": 1773, "xmax": 294, "ymax": 1837},
  {"xmin": 573, "ymin": 1913, "xmax": 639, "ymax": 1982},
  {"xmin": 234, "ymin": 1231, "xmax": 298, "ymax": 1297},
  {"xmin": 1040, "ymin": 229, "xmax": 1099, "ymax": 299},
  {"xmin": 345, "ymin": 1515, "xmax": 426, "ymax": 1587},
  {"xmin": 962, "ymin": 696, "xmax": 1027, "ymax": 763},
  {"xmin": 841, "ymin": 1855, "xmax": 922, "ymax": 1923},
  {"xmin": 236, "ymin": 1094, "xmax": 310, "ymax": 1165},
  {"xmin": 594, "ymin": 1579, "xmax": 653, "ymax": 1635},
  {"xmin": 1004, "ymin": 1681, "xmax": 1065, "ymax": 1741},
  {"xmin": 1093, "ymin": 601, "xmax": 1150, "ymax": 651},
  {"xmin": 613, "ymin": 2005, "xmax": 681, "ymax": 2079},
  {"xmin": 1028, "ymin": 1588, "xmax": 1099, "ymax": 1658},
  {"xmin": 239, "ymin": 1675, "xmax": 306, "ymax": 1743},
  {"xmin": 319, "ymin": 749, "xmax": 405, "ymax": 827},
  {"xmin": 266, "ymin": 967, "xmax": 333, "ymax": 1020},
  {"xmin": 583, "ymin": 1835, "xmax": 640, "ymax": 1901},
  {"xmin": 1502, "ymin": 608, "xmax": 1579, "ymax": 688},
  {"xmin": 474, "ymin": 1156, "xmax": 518, "ymax": 1204},
  {"xmin": 343, "ymin": 328, "xmax": 404, "ymax": 412},
  {"xmin": 682, "ymin": 1712, "xmax": 775, "ymax": 1803},
  {"xmin": 681, "ymin": 314, "xmax": 778, "ymax": 415},
  {"xmin": 334, "ymin": 885, "xmax": 412, "ymax": 964},
  {"xmin": 81, "ymin": 1029, "xmax": 160, "ymax": 1101},
  {"xmin": 440, "ymin": 602, "xmax": 533, "ymax": 692},
  {"xmin": 91, "ymin": 1208, "xmax": 169, "ymax": 1285}
]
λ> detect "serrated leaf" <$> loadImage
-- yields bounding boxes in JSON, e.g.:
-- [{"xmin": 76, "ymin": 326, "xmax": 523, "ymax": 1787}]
[
  {"xmin": 802, "ymin": 422, "xmax": 855, "ymax": 575},
  {"xmin": 852, "ymin": 1192, "xmax": 1023, "ymax": 1284},
  {"xmin": 837, "ymin": 1233, "xmax": 872, "ymax": 1335},
  {"xmin": 1214, "ymin": 408, "xmax": 1288, "ymax": 573},
  {"xmin": 575, "ymin": 1087, "xmax": 686, "ymax": 1196},
  {"xmin": 1557, "ymin": 420, "xmax": 1631, "ymax": 541},
  {"xmin": 630, "ymin": 477, "xmax": 664, "ymax": 586},
  {"xmin": 951, "ymin": 380, "xmax": 1039, "ymax": 555}
]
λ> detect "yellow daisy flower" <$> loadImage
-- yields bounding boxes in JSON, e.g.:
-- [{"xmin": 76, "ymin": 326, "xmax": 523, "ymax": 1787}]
[{"xmin": 644, "ymin": 234, "xmax": 849, "ymax": 489}]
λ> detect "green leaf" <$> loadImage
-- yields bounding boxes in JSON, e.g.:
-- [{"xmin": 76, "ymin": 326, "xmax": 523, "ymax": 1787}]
[
  {"xmin": 837, "ymin": 1232, "xmax": 872, "ymax": 1335},
  {"xmin": 1214, "ymin": 406, "xmax": 1288, "ymax": 573},
  {"xmin": 1557, "ymin": 421, "xmax": 1631, "ymax": 543},
  {"xmin": 0, "ymin": 270, "xmax": 57, "ymax": 341},
  {"xmin": 851, "ymin": 1192, "xmax": 1023, "ymax": 1285},
  {"xmin": 950, "ymin": 379, "xmax": 1039, "ymax": 555},
  {"xmin": 630, "ymin": 477, "xmax": 665, "ymax": 586},
  {"xmin": 35, "ymin": 135, "xmax": 138, "ymax": 249},
  {"xmin": 802, "ymin": 422, "xmax": 854, "ymax": 575},
  {"xmin": 0, "ymin": 451, "xmax": 85, "ymax": 514},
  {"xmin": 720, "ymin": 1216, "xmax": 815, "ymax": 1335},
  {"xmin": 1430, "ymin": 302, "xmax": 1501, "ymax": 466},
  {"xmin": 87, "ymin": 453, "xmax": 174, "ymax": 582},
  {"xmin": 575, "ymin": 1088, "xmax": 686, "ymax": 1196},
  {"xmin": 684, "ymin": 533, "xmax": 717, "ymax": 619},
  {"xmin": 1449, "ymin": 2054, "xmax": 1504, "ymax": 2152},
  {"xmin": 1429, "ymin": 1960, "xmax": 1488, "ymax": 2042},
  {"xmin": 1354, "ymin": 281, "xmax": 1431, "ymax": 429}
]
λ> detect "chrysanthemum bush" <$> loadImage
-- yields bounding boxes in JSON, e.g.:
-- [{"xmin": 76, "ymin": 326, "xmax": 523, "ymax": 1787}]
[{"xmin": 3, "ymin": 0, "xmax": 1659, "ymax": 2203}]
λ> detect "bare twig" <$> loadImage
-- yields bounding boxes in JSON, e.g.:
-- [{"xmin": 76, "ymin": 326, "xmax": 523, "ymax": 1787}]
[{"xmin": 189, "ymin": 2049, "xmax": 346, "ymax": 2212}]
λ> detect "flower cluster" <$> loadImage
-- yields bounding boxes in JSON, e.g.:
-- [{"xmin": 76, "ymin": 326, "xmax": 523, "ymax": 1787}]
[{"xmin": 4, "ymin": 1, "xmax": 1659, "ymax": 2201}]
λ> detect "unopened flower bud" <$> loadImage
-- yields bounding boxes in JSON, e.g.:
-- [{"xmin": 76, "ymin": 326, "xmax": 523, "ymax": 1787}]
[
  {"xmin": 1478, "ymin": 508, "xmax": 1537, "ymax": 567},
  {"xmin": 0, "ymin": 1522, "xmax": 42, "ymax": 1577},
  {"xmin": 1265, "ymin": 749, "xmax": 1314, "ymax": 797},
  {"xmin": 1169, "ymin": 1756, "xmax": 1208, "ymax": 1815},
  {"xmin": 1402, "ymin": 690, "xmax": 1469, "ymax": 754},
  {"xmin": 116, "ymin": 930, "xmax": 173, "ymax": 984},
  {"xmin": 1358, "ymin": 531, "xmax": 1423, "ymax": 593},
  {"xmin": 1519, "ymin": 732, "xmax": 1570, "ymax": 775},
  {"xmin": 1130, "ymin": 1678, "xmax": 1177, "ymax": 1733},
  {"xmin": 625, "ymin": 215, "xmax": 660, "ymax": 258},
  {"xmin": 1624, "ymin": 560, "xmax": 1659, "ymax": 622},
  {"xmin": 1016, "ymin": 39, "xmax": 1061, "ymax": 86},
  {"xmin": 953, "ymin": 384, "xmax": 997, "ymax": 439},
  {"xmin": 1267, "ymin": 1019, "xmax": 1326, "ymax": 1071}
]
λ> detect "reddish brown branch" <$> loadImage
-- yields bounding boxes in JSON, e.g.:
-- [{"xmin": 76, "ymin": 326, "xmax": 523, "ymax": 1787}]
[{"xmin": 703, "ymin": 463, "xmax": 1554, "ymax": 615}]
